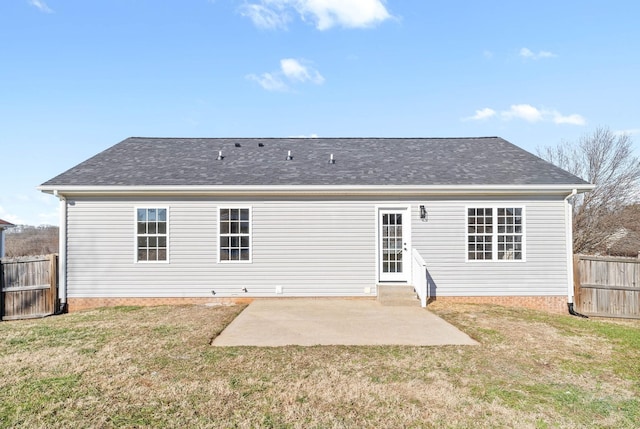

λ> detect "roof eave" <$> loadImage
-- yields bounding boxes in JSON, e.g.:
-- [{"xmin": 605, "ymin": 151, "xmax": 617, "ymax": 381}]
[{"xmin": 38, "ymin": 184, "xmax": 595, "ymax": 197}]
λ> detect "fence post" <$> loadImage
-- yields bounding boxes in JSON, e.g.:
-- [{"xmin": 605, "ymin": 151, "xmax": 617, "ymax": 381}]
[
  {"xmin": 49, "ymin": 254, "xmax": 58, "ymax": 315},
  {"xmin": 573, "ymin": 255, "xmax": 581, "ymax": 311}
]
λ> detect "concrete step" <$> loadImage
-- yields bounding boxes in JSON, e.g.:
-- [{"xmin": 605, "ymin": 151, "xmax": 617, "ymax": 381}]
[{"xmin": 377, "ymin": 285, "xmax": 421, "ymax": 307}]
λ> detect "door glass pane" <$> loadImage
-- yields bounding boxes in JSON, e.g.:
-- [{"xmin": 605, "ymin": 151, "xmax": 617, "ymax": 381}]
[{"xmin": 381, "ymin": 212, "xmax": 403, "ymax": 273}]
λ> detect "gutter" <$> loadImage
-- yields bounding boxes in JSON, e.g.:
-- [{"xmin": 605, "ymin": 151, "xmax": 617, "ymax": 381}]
[
  {"xmin": 564, "ymin": 189, "xmax": 588, "ymax": 318},
  {"xmin": 38, "ymin": 183, "xmax": 596, "ymax": 198},
  {"xmin": 53, "ymin": 190, "xmax": 68, "ymax": 313}
]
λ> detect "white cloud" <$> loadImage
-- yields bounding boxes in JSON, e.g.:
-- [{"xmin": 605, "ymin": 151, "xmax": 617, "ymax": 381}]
[
  {"xmin": 519, "ymin": 47, "xmax": 557, "ymax": 60},
  {"xmin": 501, "ymin": 104, "xmax": 544, "ymax": 122},
  {"xmin": 241, "ymin": 0, "xmax": 392, "ymax": 30},
  {"xmin": 465, "ymin": 104, "xmax": 586, "ymax": 126},
  {"xmin": 246, "ymin": 72, "xmax": 289, "ymax": 91},
  {"xmin": 28, "ymin": 0, "xmax": 53, "ymax": 13},
  {"xmin": 298, "ymin": 0, "xmax": 391, "ymax": 30},
  {"xmin": 552, "ymin": 112, "xmax": 586, "ymax": 126},
  {"xmin": 37, "ymin": 210, "xmax": 59, "ymax": 226},
  {"xmin": 248, "ymin": 58, "xmax": 324, "ymax": 91},
  {"xmin": 240, "ymin": 3, "xmax": 290, "ymax": 30},
  {"xmin": 614, "ymin": 128, "xmax": 640, "ymax": 136},
  {"xmin": 465, "ymin": 107, "xmax": 496, "ymax": 121},
  {"xmin": 280, "ymin": 58, "xmax": 324, "ymax": 84},
  {"xmin": 482, "ymin": 50, "xmax": 493, "ymax": 59},
  {"xmin": 0, "ymin": 205, "xmax": 26, "ymax": 225}
]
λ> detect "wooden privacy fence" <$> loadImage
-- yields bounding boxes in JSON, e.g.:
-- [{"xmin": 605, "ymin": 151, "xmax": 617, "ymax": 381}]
[
  {"xmin": 1, "ymin": 254, "xmax": 58, "ymax": 321},
  {"xmin": 574, "ymin": 254, "xmax": 640, "ymax": 319}
]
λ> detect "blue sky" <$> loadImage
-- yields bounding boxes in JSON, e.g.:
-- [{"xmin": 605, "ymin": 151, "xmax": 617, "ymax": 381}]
[{"xmin": 1, "ymin": 0, "xmax": 639, "ymax": 226}]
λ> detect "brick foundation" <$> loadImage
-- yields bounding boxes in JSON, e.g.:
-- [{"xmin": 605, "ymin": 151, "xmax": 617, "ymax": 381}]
[
  {"xmin": 67, "ymin": 295, "xmax": 568, "ymax": 314},
  {"xmin": 67, "ymin": 297, "xmax": 255, "ymax": 312},
  {"xmin": 431, "ymin": 295, "xmax": 568, "ymax": 314}
]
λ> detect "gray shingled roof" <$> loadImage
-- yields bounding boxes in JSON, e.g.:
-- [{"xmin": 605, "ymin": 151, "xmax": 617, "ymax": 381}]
[{"xmin": 41, "ymin": 137, "xmax": 589, "ymax": 187}]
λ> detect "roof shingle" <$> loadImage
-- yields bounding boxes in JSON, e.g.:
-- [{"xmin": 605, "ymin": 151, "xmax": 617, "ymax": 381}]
[{"xmin": 41, "ymin": 137, "xmax": 589, "ymax": 187}]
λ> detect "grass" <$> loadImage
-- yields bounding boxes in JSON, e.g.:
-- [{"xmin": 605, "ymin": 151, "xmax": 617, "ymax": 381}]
[{"xmin": 0, "ymin": 302, "xmax": 638, "ymax": 428}]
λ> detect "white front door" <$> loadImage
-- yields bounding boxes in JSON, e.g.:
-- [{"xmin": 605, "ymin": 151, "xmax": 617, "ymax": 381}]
[{"xmin": 378, "ymin": 208, "xmax": 411, "ymax": 282}]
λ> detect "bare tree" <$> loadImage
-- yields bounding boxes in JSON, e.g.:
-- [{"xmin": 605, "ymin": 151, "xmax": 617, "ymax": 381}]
[{"xmin": 538, "ymin": 126, "xmax": 640, "ymax": 254}]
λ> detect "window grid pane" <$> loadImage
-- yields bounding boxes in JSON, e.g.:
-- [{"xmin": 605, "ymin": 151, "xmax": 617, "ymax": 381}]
[
  {"xmin": 136, "ymin": 208, "xmax": 168, "ymax": 262},
  {"xmin": 220, "ymin": 208, "xmax": 251, "ymax": 262},
  {"xmin": 382, "ymin": 212, "xmax": 403, "ymax": 273},
  {"xmin": 497, "ymin": 207, "xmax": 523, "ymax": 260},
  {"xmin": 467, "ymin": 208, "xmax": 493, "ymax": 260},
  {"xmin": 468, "ymin": 207, "xmax": 523, "ymax": 261}
]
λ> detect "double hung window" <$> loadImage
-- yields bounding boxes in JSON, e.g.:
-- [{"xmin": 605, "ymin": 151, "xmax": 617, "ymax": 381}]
[
  {"xmin": 467, "ymin": 207, "xmax": 524, "ymax": 261},
  {"xmin": 219, "ymin": 208, "xmax": 251, "ymax": 262},
  {"xmin": 136, "ymin": 208, "xmax": 168, "ymax": 262}
]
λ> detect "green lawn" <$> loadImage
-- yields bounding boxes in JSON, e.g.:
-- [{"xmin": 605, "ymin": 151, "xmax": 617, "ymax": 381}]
[{"xmin": 0, "ymin": 302, "xmax": 638, "ymax": 428}]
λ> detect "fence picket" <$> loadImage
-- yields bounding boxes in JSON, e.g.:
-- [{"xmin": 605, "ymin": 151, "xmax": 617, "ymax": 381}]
[
  {"xmin": 1, "ymin": 254, "xmax": 58, "ymax": 321},
  {"xmin": 575, "ymin": 254, "xmax": 640, "ymax": 319}
]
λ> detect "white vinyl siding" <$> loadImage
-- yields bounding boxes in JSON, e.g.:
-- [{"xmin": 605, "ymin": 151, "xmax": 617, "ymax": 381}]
[
  {"xmin": 413, "ymin": 197, "xmax": 566, "ymax": 297},
  {"xmin": 65, "ymin": 198, "xmax": 376, "ymax": 298},
  {"xmin": 63, "ymin": 195, "xmax": 569, "ymax": 300}
]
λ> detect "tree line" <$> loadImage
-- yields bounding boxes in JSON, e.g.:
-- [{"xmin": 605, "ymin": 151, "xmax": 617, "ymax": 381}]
[{"xmin": 4, "ymin": 225, "xmax": 59, "ymax": 258}]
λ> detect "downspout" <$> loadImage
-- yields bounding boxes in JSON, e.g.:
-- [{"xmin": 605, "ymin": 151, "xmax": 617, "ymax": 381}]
[
  {"xmin": 564, "ymin": 189, "xmax": 588, "ymax": 318},
  {"xmin": 54, "ymin": 190, "xmax": 68, "ymax": 313}
]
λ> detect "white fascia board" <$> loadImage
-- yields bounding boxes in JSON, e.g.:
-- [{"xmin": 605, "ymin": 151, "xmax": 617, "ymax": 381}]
[{"xmin": 38, "ymin": 183, "xmax": 595, "ymax": 197}]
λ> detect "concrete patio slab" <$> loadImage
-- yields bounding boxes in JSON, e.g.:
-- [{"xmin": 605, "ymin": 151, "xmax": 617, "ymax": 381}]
[{"xmin": 212, "ymin": 299, "xmax": 478, "ymax": 346}]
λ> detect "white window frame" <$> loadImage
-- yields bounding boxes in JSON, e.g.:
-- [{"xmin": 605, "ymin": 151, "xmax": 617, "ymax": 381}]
[
  {"xmin": 465, "ymin": 205, "xmax": 526, "ymax": 262},
  {"xmin": 217, "ymin": 206, "xmax": 252, "ymax": 263},
  {"xmin": 134, "ymin": 206, "xmax": 169, "ymax": 264}
]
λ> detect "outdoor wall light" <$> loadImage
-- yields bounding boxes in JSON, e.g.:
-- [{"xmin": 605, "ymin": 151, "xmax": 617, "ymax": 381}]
[{"xmin": 420, "ymin": 205, "xmax": 427, "ymax": 220}]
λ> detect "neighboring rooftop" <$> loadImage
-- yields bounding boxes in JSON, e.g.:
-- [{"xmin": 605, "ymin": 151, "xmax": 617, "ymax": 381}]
[
  {"xmin": 0, "ymin": 219, "xmax": 14, "ymax": 228},
  {"xmin": 41, "ymin": 137, "xmax": 590, "ymax": 187}
]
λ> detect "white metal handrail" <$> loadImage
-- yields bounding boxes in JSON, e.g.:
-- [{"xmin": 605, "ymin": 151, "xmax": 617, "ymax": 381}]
[{"xmin": 411, "ymin": 248, "xmax": 428, "ymax": 307}]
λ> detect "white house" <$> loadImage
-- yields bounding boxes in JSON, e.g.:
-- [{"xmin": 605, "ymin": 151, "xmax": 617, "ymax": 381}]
[{"xmin": 39, "ymin": 137, "xmax": 593, "ymax": 313}]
